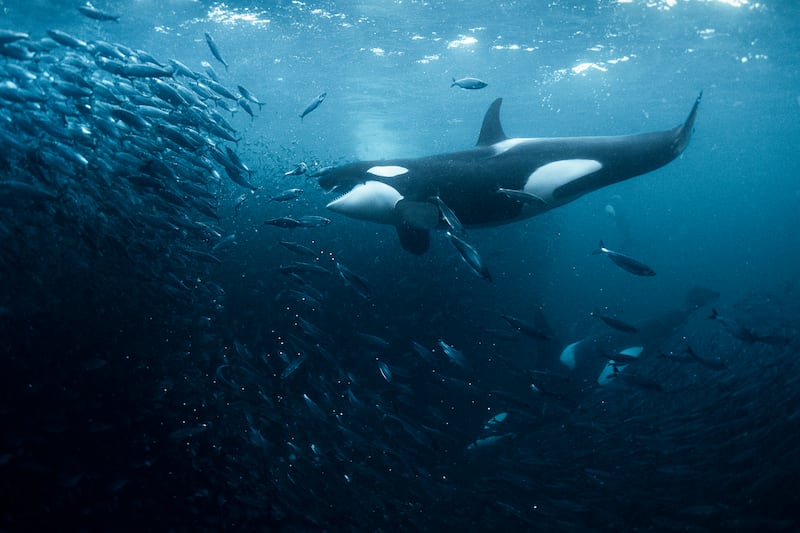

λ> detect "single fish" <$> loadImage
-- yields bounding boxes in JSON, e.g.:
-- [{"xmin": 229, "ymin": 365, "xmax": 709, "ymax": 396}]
[
  {"xmin": 121, "ymin": 64, "xmax": 174, "ymax": 78},
  {"xmin": 233, "ymin": 193, "xmax": 250, "ymax": 214},
  {"xmin": 0, "ymin": 180, "xmax": 59, "ymax": 207},
  {"xmin": 411, "ymin": 341, "xmax": 436, "ymax": 365},
  {"xmin": 238, "ymin": 98, "xmax": 254, "ymax": 118},
  {"xmin": 0, "ymin": 43, "xmax": 34, "ymax": 61},
  {"xmin": 224, "ymin": 166, "xmax": 256, "ymax": 190},
  {"xmin": 278, "ymin": 240, "xmax": 317, "ymax": 258},
  {"xmin": 357, "ymin": 332, "xmax": 391, "ymax": 349},
  {"xmin": 296, "ymin": 215, "xmax": 331, "ymax": 227},
  {"xmin": 685, "ymin": 345, "xmax": 727, "ymax": 370},
  {"xmin": 432, "ymin": 196, "xmax": 464, "ymax": 235},
  {"xmin": 445, "ymin": 231, "xmax": 491, "ymax": 281},
  {"xmin": 496, "ymin": 188, "xmax": 547, "ymax": 206},
  {"xmin": 281, "ymin": 353, "xmax": 308, "ymax": 379},
  {"xmin": 302, "ymin": 393, "xmax": 327, "ymax": 420},
  {"xmin": 204, "ymin": 32, "xmax": 228, "ymax": 71},
  {"xmin": 0, "ymin": 30, "xmax": 29, "ymax": 45},
  {"xmin": 287, "ymin": 289, "xmax": 323, "ymax": 308},
  {"xmin": 265, "ymin": 217, "xmax": 303, "ymax": 228},
  {"xmin": 205, "ymin": 78, "xmax": 238, "ymax": 100},
  {"xmin": 336, "ymin": 262, "xmax": 372, "ymax": 299},
  {"xmin": 224, "ymin": 147, "xmax": 252, "ymax": 175},
  {"xmin": 211, "ymin": 233, "xmax": 237, "ymax": 253},
  {"xmin": 300, "ymin": 92, "xmax": 326, "ymax": 122},
  {"xmin": 269, "ymin": 188, "xmax": 304, "ymax": 202},
  {"xmin": 237, "ymin": 85, "xmax": 265, "ymax": 109},
  {"xmin": 437, "ymin": 339, "xmax": 467, "ymax": 368},
  {"xmin": 590, "ymin": 308, "xmax": 639, "ymax": 333},
  {"xmin": 466, "ymin": 433, "xmax": 515, "ymax": 451},
  {"xmin": 278, "ymin": 261, "xmax": 330, "ymax": 276},
  {"xmin": 501, "ymin": 313, "xmax": 554, "ymax": 341},
  {"xmin": 483, "ymin": 412, "xmax": 508, "ymax": 430},
  {"xmin": 168, "ymin": 424, "xmax": 209, "ymax": 440},
  {"xmin": 77, "ymin": 3, "xmax": 120, "ymax": 21},
  {"xmin": 592, "ymin": 240, "xmax": 656, "ymax": 276},
  {"xmin": 182, "ymin": 248, "xmax": 222, "ymax": 264},
  {"xmin": 709, "ymin": 308, "xmax": 789, "ymax": 345},
  {"xmin": 47, "ymin": 29, "xmax": 87, "ymax": 49},
  {"xmin": 284, "ymin": 162, "xmax": 308, "ymax": 177},
  {"xmin": 451, "ymin": 77, "xmax": 488, "ymax": 90},
  {"xmin": 378, "ymin": 361, "xmax": 392, "ymax": 382}
]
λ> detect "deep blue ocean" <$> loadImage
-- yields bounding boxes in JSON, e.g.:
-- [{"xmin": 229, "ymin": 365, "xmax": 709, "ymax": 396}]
[{"xmin": 1, "ymin": 1, "xmax": 798, "ymax": 531}]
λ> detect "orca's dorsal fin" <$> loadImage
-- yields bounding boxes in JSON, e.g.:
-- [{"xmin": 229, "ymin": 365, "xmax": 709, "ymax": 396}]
[{"xmin": 476, "ymin": 98, "xmax": 507, "ymax": 146}]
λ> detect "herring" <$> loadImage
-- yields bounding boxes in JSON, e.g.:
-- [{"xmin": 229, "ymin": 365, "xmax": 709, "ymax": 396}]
[
  {"xmin": 451, "ymin": 77, "xmax": 488, "ymax": 90},
  {"xmin": 204, "ymin": 32, "xmax": 229, "ymax": 71},
  {"xmin": 300, "ymin": 92, "xmax": 326, "ymax": 122},
  {"xmin": 592, "ymin": 240, "xmax": 656, "ymax": 276}
]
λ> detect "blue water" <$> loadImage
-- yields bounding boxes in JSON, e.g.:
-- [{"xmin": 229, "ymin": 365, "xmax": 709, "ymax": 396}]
[{"xmin": 1, "ymin": 1, "xmax": 798, "ymax": 531}]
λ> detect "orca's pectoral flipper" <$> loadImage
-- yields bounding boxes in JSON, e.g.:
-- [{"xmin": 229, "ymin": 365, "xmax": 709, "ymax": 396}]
[
  {"xmin": 394, "ymin": 199, "xmax": 438, "ymax": 254},
  {"xmin": 396, "ymin": 222, "xmax": 430, "ymax": 255},
  {"xmin": 395, "ymin": 199, "xmax": 439, "ymax": 229},
  {"xmin": 672, "ymin": 91, "xmax": 703, "ymax": 154}
]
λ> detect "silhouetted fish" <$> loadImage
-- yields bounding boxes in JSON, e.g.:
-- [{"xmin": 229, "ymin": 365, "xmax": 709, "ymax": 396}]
[{"xmin": 593, "ymin": 240, "xmax": 656, "ymax": 276}]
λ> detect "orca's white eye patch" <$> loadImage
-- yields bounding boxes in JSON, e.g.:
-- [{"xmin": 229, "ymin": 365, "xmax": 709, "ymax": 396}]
[{"xmin": 366, "ymin": 165, "xmax": 408, "ymax": 178}]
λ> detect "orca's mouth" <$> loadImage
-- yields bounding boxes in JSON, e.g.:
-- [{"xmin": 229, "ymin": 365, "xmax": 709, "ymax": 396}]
[
  {"xmin": 327, "ymin": 185, "xmax": 358, "ymax": 204},
  {"xmin": 327, "ymin": 182, "xmax": 361, "ymax": 199},
  {"xmin": 312, "ymin": 167, "xmax": 361, "ymax": 194},
  {"xmin": 324, "ymin": 181, "xmax": 373, "ymax": 212}
]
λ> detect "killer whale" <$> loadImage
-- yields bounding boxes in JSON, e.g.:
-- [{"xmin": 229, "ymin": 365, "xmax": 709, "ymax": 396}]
[
  {"xmin": 314, "ymin": 93, "xmax": 701, "ymax": 254},
  {"xmin": 558, "ymin": 287, "xmax": 719, "ymax": 393}
]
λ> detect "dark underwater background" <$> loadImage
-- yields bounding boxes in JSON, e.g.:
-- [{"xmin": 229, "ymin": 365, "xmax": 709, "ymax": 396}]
[{"xmin": 1, "ymin": 0, "xmax": 799, "ymax": 531}]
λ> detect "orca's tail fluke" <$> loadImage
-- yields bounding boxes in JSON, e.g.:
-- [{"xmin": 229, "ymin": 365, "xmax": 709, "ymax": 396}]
[{"xmin": 672, "ymin": 91, "xmax": 702, "ymax": 154}]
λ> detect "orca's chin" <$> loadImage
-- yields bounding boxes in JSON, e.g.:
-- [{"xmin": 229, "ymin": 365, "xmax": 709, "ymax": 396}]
[{"xmin": 325, "ymin": 180, "xmax": 403, "ymax": 225}]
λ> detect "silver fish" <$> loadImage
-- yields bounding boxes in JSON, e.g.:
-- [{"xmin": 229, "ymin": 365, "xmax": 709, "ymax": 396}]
[
  {"xmin": 432, "ymin": 196, "xmax": 464, "ymax": 235},
  {"xmin": 592, "ymin": 240, "xmax": 656, "ymax": 276},
  {"xmin": 496, "ymin": 188, "xmax": 547, "ymax": 205},
  {"xmin": 590, "ymin": 309, "xmax": 639, "ymax": 333},
  {"xmin": 237, "ymin": 85, "xmax": 264, "ymax": 109},
  {"xmin": 265, "ymin": 217, "xmax": 303, "ymax": 228},
  {"xmin": 77, "ymin": 3, "xmax": 120, "ymax": 21},
  {"xmin": 336, "ymin": 262, "xmax": 371, "ymax": 299},
  {"xmin": 451, "ymin": 77, "xmax": 487, "ymax": 90},
  {"xmin": 445, "ymin": 231, "xmax": 491, "ymax": 281},
  {"xmin": 269, "ymin": 188, "xmax": 304, "ymax": 202},
  {"xmin": 284, "ymin": 162, "xmax": 308, "ymax": 177},
  {"xmin": 204, "ymin": 32, "xmax": 228, "ymax": 71},
  {"xmin": 437, "ymin": 339, "xmax": 467, "ymax": 368},
  {"xmin": 300, "ymin": 92, "xmax": 326, "ymax": 122}
]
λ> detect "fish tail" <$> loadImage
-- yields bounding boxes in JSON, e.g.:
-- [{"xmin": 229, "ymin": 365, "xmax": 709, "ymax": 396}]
[
  {"xmin": 591, "ymin": 240, "xmax": 605, "ymax": 255},
  {"xmin": 708, "ymin": 308, "xmax": 718, "ymax": 320}
]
